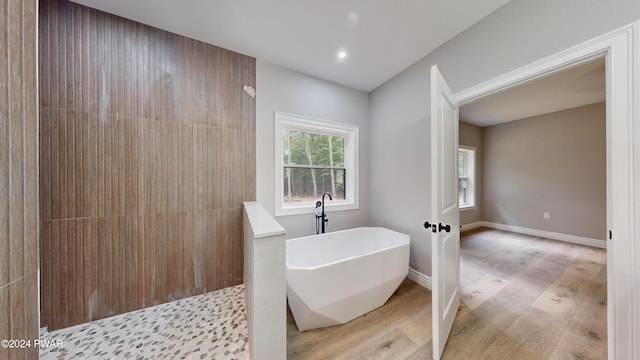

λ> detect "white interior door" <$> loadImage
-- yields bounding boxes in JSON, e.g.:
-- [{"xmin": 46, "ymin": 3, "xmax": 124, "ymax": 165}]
[{"xmin": 429, "ymin": 65, "xmax": 461, "ymax": 360}]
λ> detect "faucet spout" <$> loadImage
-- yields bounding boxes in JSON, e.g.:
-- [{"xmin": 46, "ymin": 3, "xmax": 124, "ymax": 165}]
[
  {"xmin": 316, "ymin": 192, "xmax": 333, "ymax": 234},
  {"xmin": 321, "ymin": 192, "xmax": 332, "ymax": 215}
]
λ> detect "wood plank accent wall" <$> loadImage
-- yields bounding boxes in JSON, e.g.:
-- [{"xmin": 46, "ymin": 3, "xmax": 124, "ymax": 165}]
[
  {"xmin": 39, "ymin": 0, "xmax": 256, "ymax": 331},
  {"xmin": 0, "ymin": 0, "xmax": 40, "ymax": 359}
]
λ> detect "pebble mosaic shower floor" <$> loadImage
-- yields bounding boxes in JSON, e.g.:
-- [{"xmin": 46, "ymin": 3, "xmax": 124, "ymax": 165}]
[{"xmin": 40, "ymin": 285, "xmax": 249, "ymax": 360}]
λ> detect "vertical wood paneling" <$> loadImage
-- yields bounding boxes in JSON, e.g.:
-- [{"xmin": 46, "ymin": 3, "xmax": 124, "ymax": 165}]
[
  {"xmin": 0, "ymin": 1, "xmax": 39, "ymax": 358},
  {"xmin": 49, "ymin": 221, "xmax": 59, "ymax": 329},
  {"xmin": 39, "ymin": 0, "xmax": 256, "ymax": 330},
  {"xmin": 89, "ymin": 217, "xmax": 98, "ymax": 319},
  {"xmin": 0, "ymin": 0, "xmax": 11, "ymax": 346},
  {"xmin": 0, "ymin": 0, "xmax": 8, "ymax": 290},
  {"xmin": 8, "ymin": 0, "xmax": 25, "ymax": 283},
  {"xmin": 81, "ymin": 218, "xmax": 91, "ymax": 322}
]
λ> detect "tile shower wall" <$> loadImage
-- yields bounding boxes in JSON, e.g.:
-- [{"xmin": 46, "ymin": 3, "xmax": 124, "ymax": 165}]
[
  {"xmin": 39, "ymin": 0, "xmax": 256, "ymax": 331},
  {"xmin": 0, "ymin": 0, "xmax": 40, "ymax": 359}
]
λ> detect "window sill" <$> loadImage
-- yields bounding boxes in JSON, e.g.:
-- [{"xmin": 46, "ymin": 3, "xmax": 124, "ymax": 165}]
[
  {"xmin": 275, "ymin": 201, "xmax": 358, "ymax": 217},
  {"xmin": 459, "ymin": 205, "xmax": 477, "ymax": 212}
]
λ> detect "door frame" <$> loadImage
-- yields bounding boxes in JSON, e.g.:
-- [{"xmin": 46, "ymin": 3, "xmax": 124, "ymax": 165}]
[{"xmin": 454, "ymin": 21, "xmax": 639, "ymax": 359}]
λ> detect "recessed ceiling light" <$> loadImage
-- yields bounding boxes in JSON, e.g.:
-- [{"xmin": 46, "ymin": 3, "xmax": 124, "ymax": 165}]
[{"xmin": 336, "ymin": 50, "xmax": 349, "ymax": 62}]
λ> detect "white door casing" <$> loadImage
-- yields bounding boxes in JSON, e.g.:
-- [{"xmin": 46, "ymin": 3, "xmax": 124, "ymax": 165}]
[{"xmin": 430, "ymin": 64, "xmax": 461, "ymax": 360}]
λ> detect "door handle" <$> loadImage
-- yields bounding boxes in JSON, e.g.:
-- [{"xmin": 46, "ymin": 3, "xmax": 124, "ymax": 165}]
[
  {"xmin": 439, "ymin": 223, "xmax": 451, "ymax": 233},
  {"xmin": 423, "ymin": 221, "xmax": 437, "ymax": 233}
]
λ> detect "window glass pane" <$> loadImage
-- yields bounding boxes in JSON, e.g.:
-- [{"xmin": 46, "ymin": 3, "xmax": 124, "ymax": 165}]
[
  {"xmin": 282, "ymin": 130, "xmax": 345, "ymax": 167},
  {"xmin": 283, "ymin": 168, "xmax": 346, "ymax": 203},
  {"xmin": 459, "ymin": 177, "xmax": 468, "ymax": 205},
  {"xmin": 458, "ymin": 147, "xmax": 474, "ymax": 208},
  {"xmin": 458, "ymin": 151, "xmax": 466, "ymax": 178},
  {"xmin": 331, "ymin": 136, "xmax": 345, "ymax": 166}
]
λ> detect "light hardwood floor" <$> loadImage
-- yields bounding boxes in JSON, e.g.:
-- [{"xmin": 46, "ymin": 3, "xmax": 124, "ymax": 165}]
[{"xmin": 286, "ymin": 227, "xmax": 607, "ymax": 360}]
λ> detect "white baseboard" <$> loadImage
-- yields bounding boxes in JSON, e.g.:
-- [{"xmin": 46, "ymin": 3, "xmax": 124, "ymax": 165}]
[
  {"xmin": 471, "ymin": 221, "xmax": 607, "ymax": 249},
  {"xmin": 408, "ymin": 267, "xmax": 432, "ymax": 290},
  {"xmin": 460, "ymin": 221, "xmax": 484, "ymax": 232}
]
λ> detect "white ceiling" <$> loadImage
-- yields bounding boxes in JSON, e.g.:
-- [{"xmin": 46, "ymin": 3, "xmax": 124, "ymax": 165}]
[
  {"xmin": 460, "ymin": 58, "xmax": 606, "ymax": 127},
  {"xmin": 71, "ymin": 0, "xmax": 511, "ymax": 92}
]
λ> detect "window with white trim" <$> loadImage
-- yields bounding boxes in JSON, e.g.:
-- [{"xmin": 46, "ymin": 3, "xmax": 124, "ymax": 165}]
[
  {"xmin": 275, "ymin": 112, "xmax": 359, "ymax": 216},
  {"xmin": 458, "ymin": 146, "xmax": 475, "ymax": 209}
]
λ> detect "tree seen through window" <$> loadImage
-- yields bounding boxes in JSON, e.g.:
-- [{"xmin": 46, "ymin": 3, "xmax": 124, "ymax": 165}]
[{"xmin": 283, "ymin": 130, "xmax": 345, "ymax": 203}]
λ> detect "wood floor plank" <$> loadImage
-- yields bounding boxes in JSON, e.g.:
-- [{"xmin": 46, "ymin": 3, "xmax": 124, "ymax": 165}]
[
  {"xmin": 479, "ymin": 307, "xmax": 565, "ymax": 360},
  {"xmin": 405, "ymin": 342, "xmax": 432, "ymax": 360},
  {"xmin": 459, "ymin": 253, "xmax": 485, "ymax": 287},
  {"xmin": 532, "ymin": 268, "xmax": 588, "ymax": 318},
  {"xmin": 397, "ymin": 303, "xmax": 432, "ymax": 347},
  {"xmin": 548, "ymin": 266, "xmax": 607, "ymax": 360},
  {"xmin": 334, "ymin": 328, "xmax": 419, "ymax": 360},
  {"xmin": 532, "ymin": 246, "xmax": 604, "ymax": 321},
  {"xmin": 459, "ymin": 273, "xmax": 509, "ymax": 314}
]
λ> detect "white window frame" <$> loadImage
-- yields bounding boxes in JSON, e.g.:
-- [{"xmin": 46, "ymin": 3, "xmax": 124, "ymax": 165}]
[
  {"xmin": 458, "ymin": 146, "xmax": 476, "ymax": 210},
  {"xmin": 274, "ymin": 112, "xmax": 359, "ymax": 216}
]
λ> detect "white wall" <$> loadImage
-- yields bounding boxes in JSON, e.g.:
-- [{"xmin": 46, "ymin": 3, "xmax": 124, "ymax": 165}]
[
  {"xmin": 482, "ymin": 103, "xmax": 606, "ymax": 240},
  {"xmin": 369, "ymin": 0, "xmax": 640, "ymax": 276},
  {"xmin": 256, "ymin": 60, "xmax": 370, "ymax": 238},
  {"xmin": 368, "ymin": 64, "xmax": 431, "ymax": 274}
]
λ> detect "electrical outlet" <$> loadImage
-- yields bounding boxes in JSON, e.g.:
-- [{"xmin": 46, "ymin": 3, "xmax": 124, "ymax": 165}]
[{"xmin": 543, "ymin": 212, "xmax": 551, "ymax": 219}]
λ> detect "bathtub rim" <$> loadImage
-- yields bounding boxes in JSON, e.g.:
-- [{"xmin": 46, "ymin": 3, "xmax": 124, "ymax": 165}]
[{"xmin": 286, "ymin": 226, "xmax": 410, "ymax": 271}]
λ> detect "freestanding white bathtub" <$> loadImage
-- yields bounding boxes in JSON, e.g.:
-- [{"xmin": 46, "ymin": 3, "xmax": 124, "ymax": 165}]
[{"xmin": 286, "ymin": 227, "xmax": 410, "ymax": 331}]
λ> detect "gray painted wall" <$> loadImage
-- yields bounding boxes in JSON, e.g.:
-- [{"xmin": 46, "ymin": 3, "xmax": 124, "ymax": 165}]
[
  {"xmin": 369, "ymin": 0, "xmax": 640, "ymax": 276},
  {"xmin": 256, "ymin": 60, "xmax": 370, "ymax": 239},
  {"xmin": 482, "ymin": 102, "xmax": 606, "ymax": 240},
  {"xmin": 459, "ymin": 121, "xmax": 483, "ymax": 225}
]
